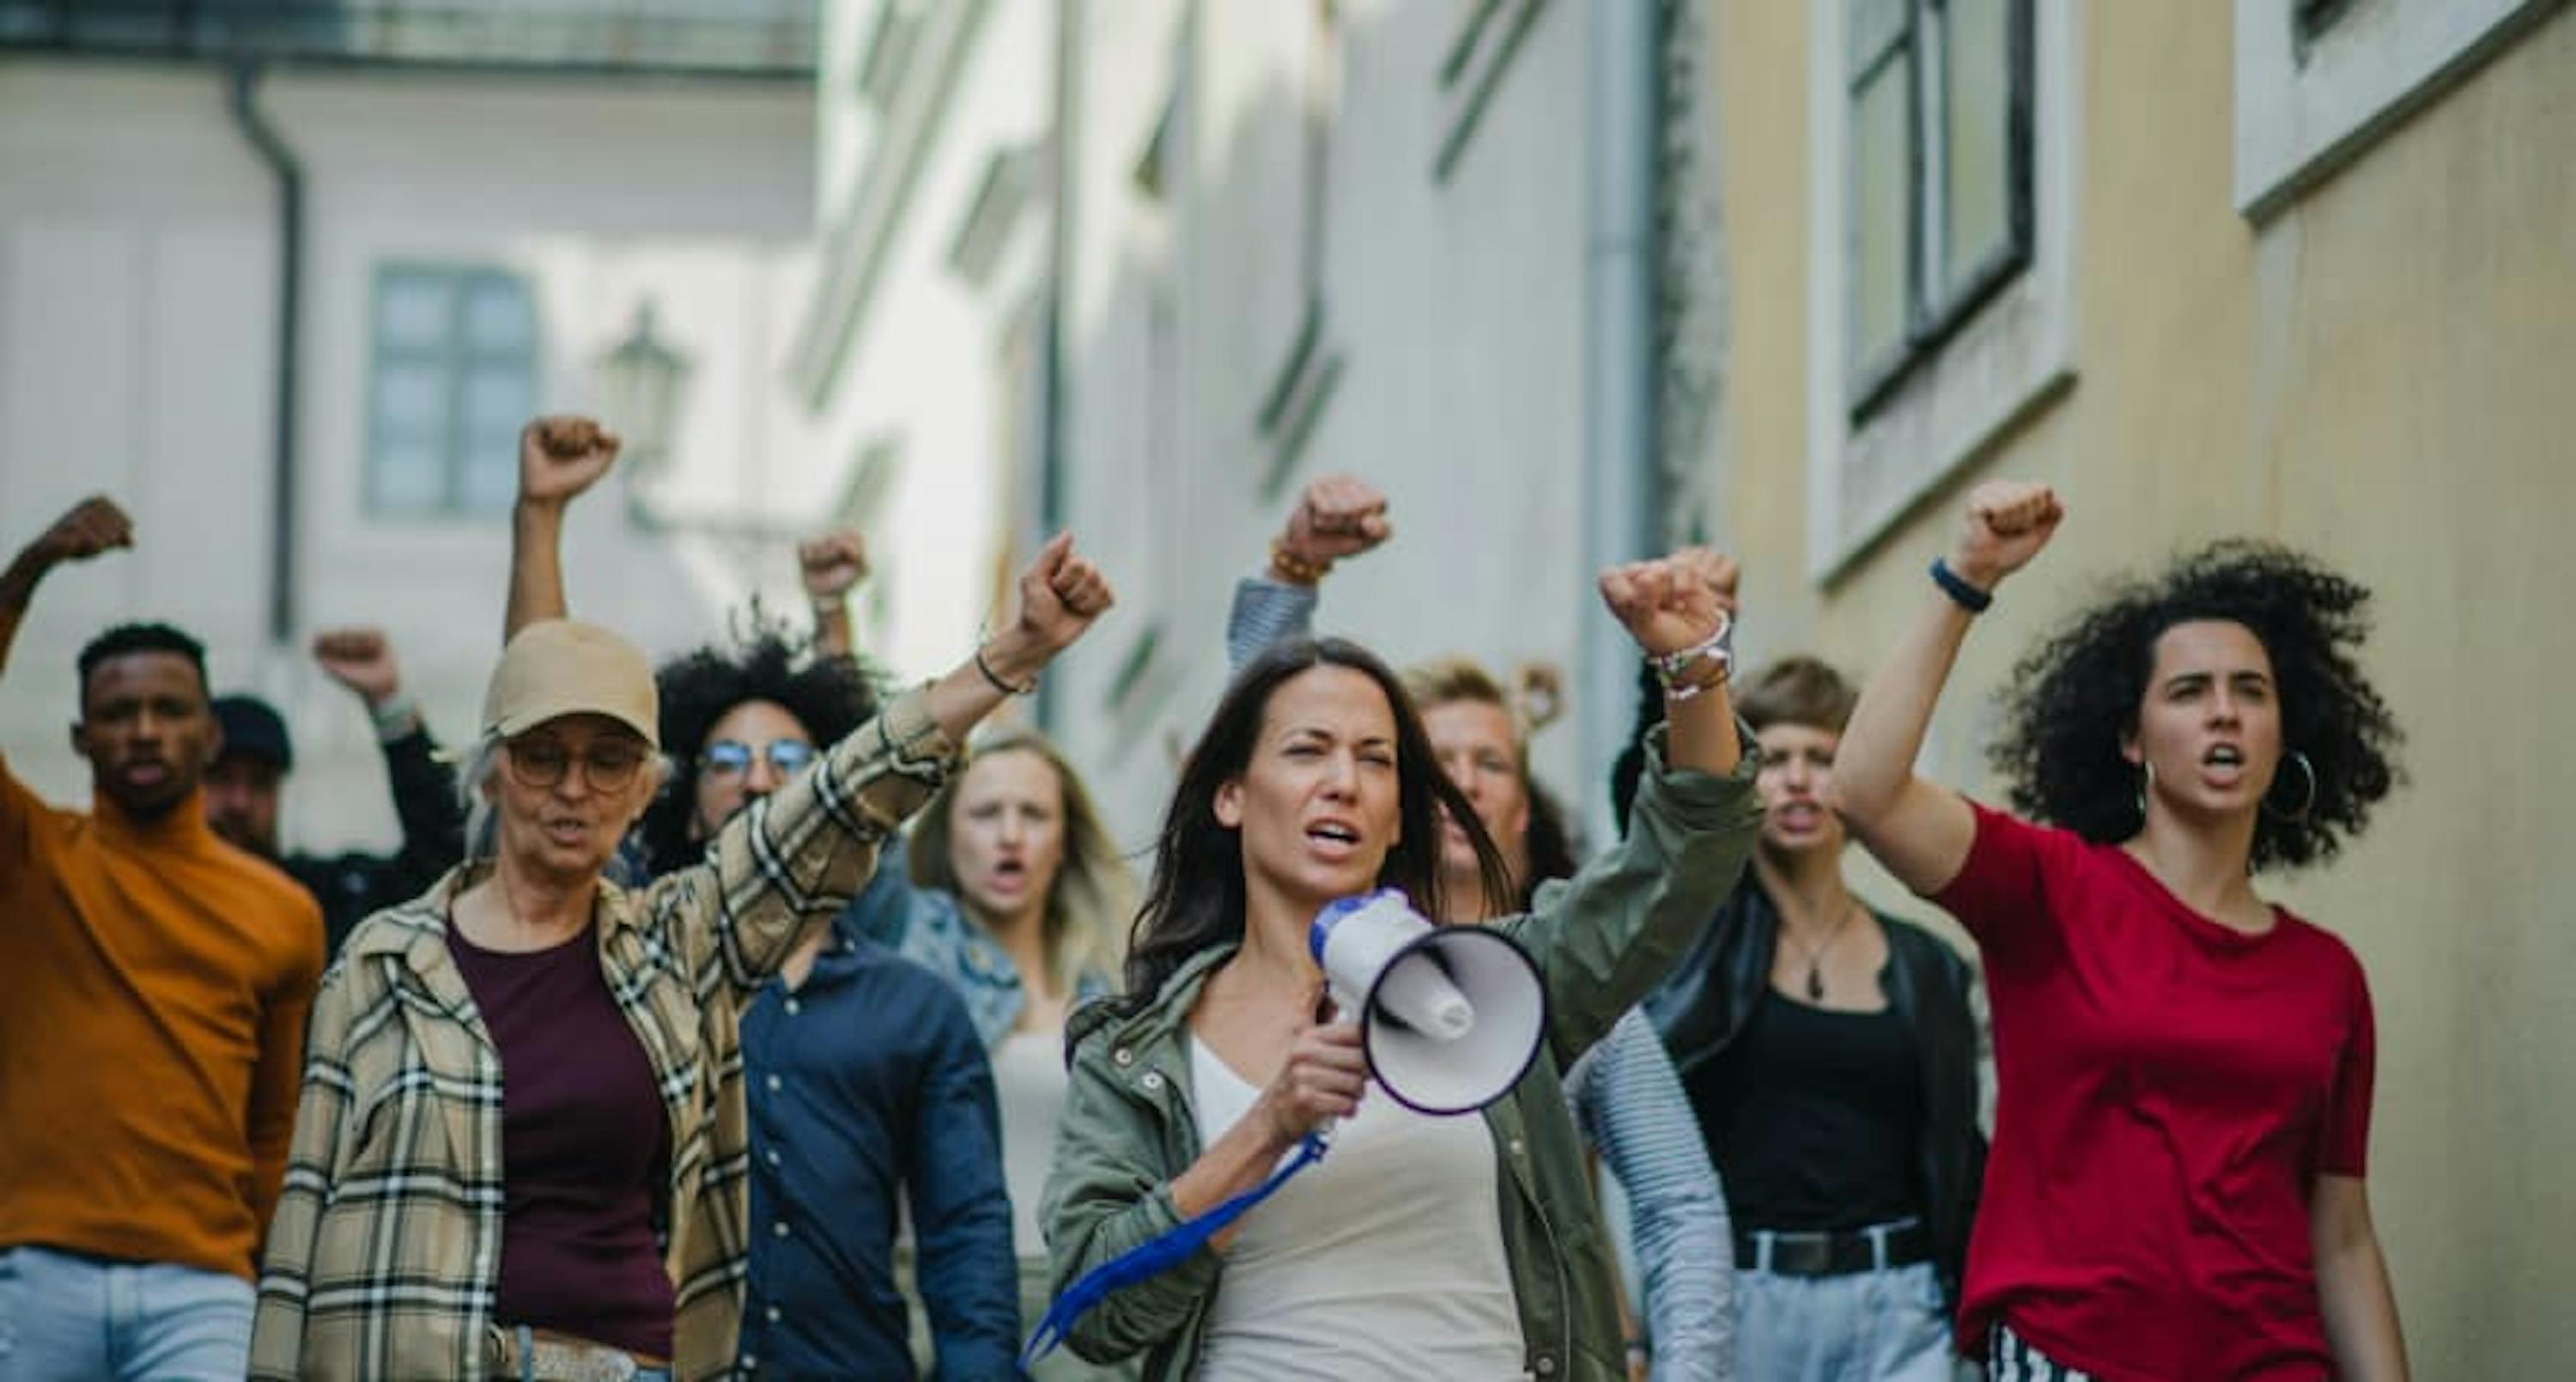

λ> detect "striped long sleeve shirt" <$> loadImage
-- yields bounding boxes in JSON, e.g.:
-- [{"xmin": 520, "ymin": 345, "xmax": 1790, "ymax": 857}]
[{"xmin": 1567, "ymin": 1011, "xmax": 1736, "ymax": 1380}]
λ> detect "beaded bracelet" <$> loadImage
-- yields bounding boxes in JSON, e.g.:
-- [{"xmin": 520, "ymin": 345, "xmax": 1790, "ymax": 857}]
[{"xmin": 1267, "ymin": 537, "xmax": 1333, "ymax": 586}]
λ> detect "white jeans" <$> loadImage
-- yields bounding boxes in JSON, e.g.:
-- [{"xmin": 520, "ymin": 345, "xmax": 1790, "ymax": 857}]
[{"xmin": 1734, "ymin": 1258, "xmax": 1962, "ymax": 1382}]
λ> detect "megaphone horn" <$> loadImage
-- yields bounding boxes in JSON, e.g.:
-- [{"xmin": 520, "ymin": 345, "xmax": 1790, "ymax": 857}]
[{"xmin": 1309, "ymin": 890, "xmax": 1549, "ymax": 1116}]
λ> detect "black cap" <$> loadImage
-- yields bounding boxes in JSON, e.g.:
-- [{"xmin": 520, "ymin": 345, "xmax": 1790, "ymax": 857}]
[{"xmin": 212, "ymin": 695, "xmax": 294, "ymax": 772}]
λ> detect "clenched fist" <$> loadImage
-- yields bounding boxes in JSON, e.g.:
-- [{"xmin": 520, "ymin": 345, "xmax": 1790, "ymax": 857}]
[
  {"xmin": 1598, "ymin": 547, "xmax": 1735, "ymax": 659},
  {"xmin": 311, "ymin": 628, "xmax": 403, "ymax": 709},
  {"xmin": 20, "ymin": 496, "xmax": 133, "ymax": 572},
  {"xmin": 798, "ymin": 530, "xmax": 870, "ymax": 601},
  {"xmin": 1947, "ymin": 481, "xmax": 2063, "ymax": 590},
  {"xmin": 518, "ymin": 416, "xmax": 621, "ymax": 510}
]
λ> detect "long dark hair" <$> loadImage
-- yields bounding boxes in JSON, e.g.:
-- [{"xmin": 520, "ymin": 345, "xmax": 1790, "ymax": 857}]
[
  {"xmin": 1123, "ymin": 637, "xmax": 1512, "ymax": 1003},
  {"xmin": 1990, "ymin": 540, "xmax": 2403, "ymax": 872},
  {"xmin": 1521, "ymin": 779, "xmax": 1581, "ymax": 904}
]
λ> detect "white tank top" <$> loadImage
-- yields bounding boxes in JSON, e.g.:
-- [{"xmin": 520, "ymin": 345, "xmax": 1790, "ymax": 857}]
[
  {"xmin": 991, "ymin": 1028, "xmax": 1066, "ymax": 1260},
  {"xmin": 1187, "ymin": 1037, "xmax": 1528, "ymax": 1381}
]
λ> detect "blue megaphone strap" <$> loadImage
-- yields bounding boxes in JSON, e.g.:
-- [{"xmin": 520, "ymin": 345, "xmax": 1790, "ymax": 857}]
[{"xmin": 1020, "ymin": 1132, "xmax": 1329, "ymax": 1368}]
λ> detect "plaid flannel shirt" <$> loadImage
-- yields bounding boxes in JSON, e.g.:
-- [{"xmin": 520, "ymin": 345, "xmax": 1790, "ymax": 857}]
[{"xmin": 249, "ymin": 688, "xmax": 954, "ymax": 1382}]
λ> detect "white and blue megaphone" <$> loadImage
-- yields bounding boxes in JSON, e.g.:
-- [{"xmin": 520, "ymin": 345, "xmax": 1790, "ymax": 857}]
[
  {"xmin": 1309, "ymin": 890, "xmax": 1549, "ymax": 1115},
  {"xmin": 1019, "ymin": 889, "xmax": 1551, "ymax": 1367}
]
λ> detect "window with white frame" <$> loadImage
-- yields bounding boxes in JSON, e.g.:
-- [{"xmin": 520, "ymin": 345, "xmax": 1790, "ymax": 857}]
[
  {"xmin": 2233, "ymin": 0, "xmax": 2558, "ymax": 222},
  {"xmin": 1844, "ymin": 0, "xmax": 2032, "ymax": 417},
  {"xmin": 367, "ymin": 265, "xmax": 538, "ymax": 517},
  {"xmin": 1806, "ymin": 0, "xmax": 2075, "ymax": 580}
]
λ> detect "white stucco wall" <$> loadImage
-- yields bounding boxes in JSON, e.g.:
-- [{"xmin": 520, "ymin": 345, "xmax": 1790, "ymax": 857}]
[
  {"xmin": 1051, "ymin": 0, "xmax": 1601, "ymax": 848},
  {"xmin": 0, "ymin": 60, "xmax": 823, "ymax": 853}
]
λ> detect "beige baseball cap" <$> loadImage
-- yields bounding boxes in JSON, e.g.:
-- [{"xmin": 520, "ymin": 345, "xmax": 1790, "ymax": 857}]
[{"xmin": 481, "ymin": 619, "xmax": 660, "ymax": 747}]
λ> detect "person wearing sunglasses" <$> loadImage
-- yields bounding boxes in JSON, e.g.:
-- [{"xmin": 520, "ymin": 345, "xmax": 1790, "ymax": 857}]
[
  {"xmin": 250, "ymin": 417, "xmax": 1115, "ymax": 1382},
  {"xmin": 643, "ymin": 612, "xmax": 1033, "ymax": 1379}
]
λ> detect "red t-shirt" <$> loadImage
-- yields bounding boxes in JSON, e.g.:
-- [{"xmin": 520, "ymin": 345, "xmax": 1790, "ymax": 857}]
[{"xmin": 1934, "ymin": 802, "xmax": 2374, "ymax": 1381}]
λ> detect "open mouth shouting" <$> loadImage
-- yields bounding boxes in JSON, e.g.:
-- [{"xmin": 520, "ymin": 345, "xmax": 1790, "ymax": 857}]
[
  {"xmin": 2200, "ymin": 741, "xmax": 2249, "ymax": 788},
  {"xmin": 982, "ymin": 852, "xmax": 1035, "ymax": 898},
  {"xmin": 1772, "ymin": 799, "xmax": 1827, "ymax": 832},
  {"xmin": 1305, "ymin": 817, "xmax": 1364, "ymax": 861}
]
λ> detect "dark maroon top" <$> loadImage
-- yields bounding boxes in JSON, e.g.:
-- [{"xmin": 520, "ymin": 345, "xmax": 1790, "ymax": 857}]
[{"xmin": 448, "ymin": 921, "xmax": 674, "ymax": 1358}]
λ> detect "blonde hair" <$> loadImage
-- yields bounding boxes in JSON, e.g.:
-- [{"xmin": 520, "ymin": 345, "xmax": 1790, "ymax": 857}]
[
  {"xmin": 1403, "ymin": 654, "xmax": 1531, "ymax": 768},
  {"xmin": 909, "ymin": 728, "xmax": 1133, "ymax": 994}
]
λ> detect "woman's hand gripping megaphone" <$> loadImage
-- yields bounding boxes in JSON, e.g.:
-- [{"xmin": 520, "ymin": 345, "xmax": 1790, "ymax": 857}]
[{"xmin": 1248, "ymin": 983, "xmax": 1370, "ymax": 1152}]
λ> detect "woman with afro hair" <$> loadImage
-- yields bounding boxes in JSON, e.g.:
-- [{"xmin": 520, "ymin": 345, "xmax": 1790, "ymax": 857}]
[{"xmin": 1831, "ymin": 481, "xmax": 2408, "ymax": 1380}]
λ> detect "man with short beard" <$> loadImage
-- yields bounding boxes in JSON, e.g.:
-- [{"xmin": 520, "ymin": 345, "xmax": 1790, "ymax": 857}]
[
  {"xmin": 0, "ymin": 496, "xmax": 325, "ymax": 1381},
  {"xmin": 204, "ymin": 626, "xmax": 465, "ymax": 956}
]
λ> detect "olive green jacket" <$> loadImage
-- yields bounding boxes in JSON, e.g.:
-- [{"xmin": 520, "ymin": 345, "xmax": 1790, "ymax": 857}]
[{"xmin": 1040, "ymin": 728, "xmax": 1761, "ymax": 1381}]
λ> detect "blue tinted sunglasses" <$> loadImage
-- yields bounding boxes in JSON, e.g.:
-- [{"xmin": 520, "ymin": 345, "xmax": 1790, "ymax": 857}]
[{"xmin": 699, "ymin": 738, "xmax": 817, "ymax": 779}]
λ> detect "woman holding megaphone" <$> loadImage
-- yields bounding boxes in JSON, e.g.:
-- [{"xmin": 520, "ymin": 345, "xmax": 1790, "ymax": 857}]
[{"xmin": 1040, "ymin": 550, "xmax": 1764, "ymax": 1381}]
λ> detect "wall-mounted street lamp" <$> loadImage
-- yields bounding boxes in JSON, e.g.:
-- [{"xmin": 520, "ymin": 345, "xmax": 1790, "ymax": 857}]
[
  {"xmin": 598, "ymin": 301, "xmax": 690, "ymax": 527},
  {"xmin": 598, "ymin": 298, "xmax": 804, "ymax": 546}
]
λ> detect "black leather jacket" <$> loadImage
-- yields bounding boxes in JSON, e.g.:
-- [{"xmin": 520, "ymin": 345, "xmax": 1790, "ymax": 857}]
[
  {"xmin": 1643, "ymin": 875, "xmax": 1987, "ymax": 1306},
  {"xmin": 283, "ymin": 727, "xmax": 464, "ymax": 959}
]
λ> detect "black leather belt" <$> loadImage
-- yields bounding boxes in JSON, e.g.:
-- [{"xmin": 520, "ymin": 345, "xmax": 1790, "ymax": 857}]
[{"xmin": 1735, "ymin": 1220, "xmax": 1932, "ymax": 1276}]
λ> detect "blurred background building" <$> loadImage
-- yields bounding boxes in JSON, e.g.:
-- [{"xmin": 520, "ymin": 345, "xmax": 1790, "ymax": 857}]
[
  {"xmin": 823, "ymin": 1, "xmax": 2574, "ymax": 1371},
  {"xmin": 0, "ymin": 0, "xmax": 842, "ymax": 840}
]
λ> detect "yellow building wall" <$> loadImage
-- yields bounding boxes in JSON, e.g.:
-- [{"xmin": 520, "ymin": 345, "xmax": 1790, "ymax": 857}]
[{"xmin": 1710, "ymin": 3, "xmax": 2575, "ymax": 1369}]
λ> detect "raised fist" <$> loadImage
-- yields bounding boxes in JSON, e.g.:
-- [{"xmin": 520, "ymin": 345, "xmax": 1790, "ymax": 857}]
[
  {"xmin": 1277, "ymin": 474, "xmax": 1392, "ymax": 576},
  {"xmin": 518, "ymin": 416, "xmax": 621, "ymax": 509},
  {"xmin": 798, "ymin": 529, "xmax": 870, "ymax": 600},
  {"xmin": 1598, "ymin": 547, "xmax": 1734, "ymax": 659},
  {"xmin": 311, "ymin": 627, "xmax": 402, "ymax": 708},
  {"xmin": 21, "ymin": 496, "xmax": 133, "ymax": 570},
  {"xmin": 1950, "ymin": 481, "xmax": 2063, "ymax": 589},
  {"xmin": 1009, "ymin": 533, "xmax": 1115, "ymax": 657}
]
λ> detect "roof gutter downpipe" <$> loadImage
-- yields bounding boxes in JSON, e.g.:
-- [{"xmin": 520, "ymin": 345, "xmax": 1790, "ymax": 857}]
[
  {"xmin": 228, "ymin": 63, "xmax": 304, "ymax": 648},
  {"xmin": 1580, "ymin": 0, "xmax": 1661, "ymax": 844}
]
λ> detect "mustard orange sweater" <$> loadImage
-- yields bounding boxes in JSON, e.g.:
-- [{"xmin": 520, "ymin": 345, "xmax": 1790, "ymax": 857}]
[{"xmin": 0, "ymin": 757, "xmax": 324, "ymax": 1280}]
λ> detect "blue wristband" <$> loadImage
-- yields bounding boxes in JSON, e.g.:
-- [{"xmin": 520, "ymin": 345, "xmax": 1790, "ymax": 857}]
[{"xmin": 1929, "ymin": 557, "xmax": 1994, "ymax": 614}]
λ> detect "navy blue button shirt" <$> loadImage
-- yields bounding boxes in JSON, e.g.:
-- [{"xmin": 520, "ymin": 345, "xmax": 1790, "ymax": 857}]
[{"xmin": 738, "ymin": 921, "xmax": 1019, "ymax": 1379}]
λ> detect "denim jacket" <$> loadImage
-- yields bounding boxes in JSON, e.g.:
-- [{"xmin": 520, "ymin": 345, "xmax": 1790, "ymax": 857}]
[
  {"xmin": 846, "ymin": 850, "xmax": 1116, "ymax": 1050},
  {"xmin": 1038, "ymin": 728, "xmax": 1761, "ymax": 1381}
]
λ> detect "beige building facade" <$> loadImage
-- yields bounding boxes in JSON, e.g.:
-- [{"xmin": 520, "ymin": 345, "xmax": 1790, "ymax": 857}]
[{"xmin": 1699, "ymin": 1, "xmax": 2573, "ymax": 1368}]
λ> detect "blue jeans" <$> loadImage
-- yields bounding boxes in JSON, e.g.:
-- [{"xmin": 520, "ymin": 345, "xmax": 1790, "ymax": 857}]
[
  {"xmin": 0, "ymin": 1245, "xmax": 252, "ymax": 1382},
  {"xmin": 1735, "ymin": 1254, "xmax": 1961, "ymax": 1382}
]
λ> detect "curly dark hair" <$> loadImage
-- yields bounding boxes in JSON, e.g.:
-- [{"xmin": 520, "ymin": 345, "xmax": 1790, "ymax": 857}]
[
  {"xmin": 1989, "ymin": 540, "xmax": 2403, "ymax": 873},
  {"xmin": 641, "ymin": 615, "xmax": 883, "ymax": 875}
]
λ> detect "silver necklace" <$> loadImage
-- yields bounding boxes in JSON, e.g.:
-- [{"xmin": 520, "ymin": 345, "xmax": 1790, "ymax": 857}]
[{"xmin": 1783, "ymin": 901, "xmax": 1862, "ymax": 1001}]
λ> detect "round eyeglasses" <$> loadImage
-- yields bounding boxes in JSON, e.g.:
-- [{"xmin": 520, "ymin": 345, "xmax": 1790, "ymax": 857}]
[
  {"xmin": 699, "ymin": 738, "xmax": 818, "ymax": 781},
  {"xmin": 505, "ymin": 734, "xmax": 652, "ymax": 792}
]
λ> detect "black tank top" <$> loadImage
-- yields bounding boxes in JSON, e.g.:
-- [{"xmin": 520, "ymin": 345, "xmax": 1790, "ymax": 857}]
[{"xmin": 1688, "ymin": 988, "xmax": 1926, "ymax": 1232}]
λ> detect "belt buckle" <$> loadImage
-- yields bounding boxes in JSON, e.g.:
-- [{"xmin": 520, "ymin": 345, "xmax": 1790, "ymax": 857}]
[
  {"xmin": 1780, "ymin": 1233, "xmax": 1836, "ymax": 1275},
  {"xmin": 546, "ymin": 1342, "xmax": 640, "ymax": 1382},
  {"xmin": 488, "ymin": 1326, "xmax": 640, "ymax": 1382}
]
